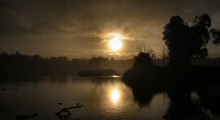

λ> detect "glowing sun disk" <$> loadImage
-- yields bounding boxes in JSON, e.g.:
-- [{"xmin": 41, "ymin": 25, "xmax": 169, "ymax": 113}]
[{"xmin": 109, "ymin": 34, "xmax": 123, "ymax": 51}]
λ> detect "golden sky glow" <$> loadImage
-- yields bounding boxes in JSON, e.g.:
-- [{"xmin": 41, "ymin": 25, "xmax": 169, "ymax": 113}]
[{"xmin": 1, "ymin": 0, "xmax": 220, "ymax": 58}]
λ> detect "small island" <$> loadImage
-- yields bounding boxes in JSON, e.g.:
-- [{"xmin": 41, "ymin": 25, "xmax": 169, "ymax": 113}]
[{"xmin": 78, "ymin": 69, "xmax": 120, "ymax": 77}]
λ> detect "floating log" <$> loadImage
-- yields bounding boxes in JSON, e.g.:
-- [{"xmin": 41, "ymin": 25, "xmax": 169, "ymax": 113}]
[
  {"xmin": 55, "ymin": 104, "xmax": 83, "ymax": 117},
  {"xmin": 16, "ymin": 114, "xmax": 37, "ymax": 120}
]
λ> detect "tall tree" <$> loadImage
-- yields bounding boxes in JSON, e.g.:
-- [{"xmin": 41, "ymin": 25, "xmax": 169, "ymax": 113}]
[{"xmin": 163, "ymin": 13, "xmax": 220, "ymax": 67}]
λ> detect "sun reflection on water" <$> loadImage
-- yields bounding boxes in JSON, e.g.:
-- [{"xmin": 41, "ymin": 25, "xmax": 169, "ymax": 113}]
[{"xmin": 111, "ymin": 88, "xmax": 120, "ymax": 104}]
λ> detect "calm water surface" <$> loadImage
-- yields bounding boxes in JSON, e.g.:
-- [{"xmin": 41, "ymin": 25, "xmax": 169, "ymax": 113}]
[{"xmin": 0, "ymin": 77, "xmax": 169, "ymax": 120}]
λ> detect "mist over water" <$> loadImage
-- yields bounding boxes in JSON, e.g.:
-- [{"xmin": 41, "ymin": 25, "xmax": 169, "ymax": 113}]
[{"xmin": 0, "ymin": 77, "xmax": 169, "ymax": 120}]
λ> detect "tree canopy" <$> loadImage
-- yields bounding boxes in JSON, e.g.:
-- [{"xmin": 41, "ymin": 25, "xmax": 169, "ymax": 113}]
[{"xmin": 163, "ymin": 13, "xmax": 220, "ymax": 67}]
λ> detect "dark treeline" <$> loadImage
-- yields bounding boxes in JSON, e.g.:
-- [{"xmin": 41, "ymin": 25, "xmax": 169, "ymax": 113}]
[
  {"xmin": 0, "ymin": 51, "xmax": 220, "ymax": 80},
  {"xmin": 0, "ymin": 52, "xmax": 132, "ymax": 79}
]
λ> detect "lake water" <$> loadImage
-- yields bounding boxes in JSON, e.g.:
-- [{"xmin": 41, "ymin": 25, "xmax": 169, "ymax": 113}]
[{"xmin": 0, "ymin": 77, "xmax": 169, "ymax": 120}]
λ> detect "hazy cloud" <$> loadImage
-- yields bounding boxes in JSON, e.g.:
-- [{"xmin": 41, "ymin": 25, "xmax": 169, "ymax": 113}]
[{"xmin": 1, "ymin": 0, "xmax": 220, "ymax": 58}]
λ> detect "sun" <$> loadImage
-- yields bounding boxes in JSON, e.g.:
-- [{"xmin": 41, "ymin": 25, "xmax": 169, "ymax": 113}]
[{"xmin": 109, "ymin": 33, "xmax": 123, "ymax": 51}]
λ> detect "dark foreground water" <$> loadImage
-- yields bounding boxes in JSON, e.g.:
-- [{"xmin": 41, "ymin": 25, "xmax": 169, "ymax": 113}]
[{"xmin": 0, "ymin": 77, "xmax": 170, "ymax": 120}]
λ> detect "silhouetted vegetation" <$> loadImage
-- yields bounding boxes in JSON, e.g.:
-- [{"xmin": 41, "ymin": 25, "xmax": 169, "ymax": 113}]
[
  {"xmin": 122, "ymin": 13, "xmax": 220, "ymax": 120},
  {"xmin": 0, "ymin": 52, "xmax": 132, "ymax": 80},
  {"xmin": 123, "ymin": 51, "xmax": 220, "ymax": 119},
  {"xmin": 122, "ymin": 50, "xmax": 160, "ymax": 87},
  {"xmin": 163, "ymin": 13, "xmax": 220, "ymax": 67},
  {"xmin": 123, "ymin": 13, "xmax": 220, "ymax": 85}
]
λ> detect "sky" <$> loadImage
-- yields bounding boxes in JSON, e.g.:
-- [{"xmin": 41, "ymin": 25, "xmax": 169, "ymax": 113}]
[{"xmin": 1, "ymin": 0, "xmax": 220, "ymax": 59}]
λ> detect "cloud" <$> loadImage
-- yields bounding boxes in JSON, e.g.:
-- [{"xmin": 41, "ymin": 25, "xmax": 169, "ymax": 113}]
[{"xmin": 1, "ymin": 0, "xmax": 220, "ymax": 58}]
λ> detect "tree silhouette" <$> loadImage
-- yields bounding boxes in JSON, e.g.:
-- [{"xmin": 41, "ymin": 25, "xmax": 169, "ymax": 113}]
[
  {"xmin": 133, "ymin": 49, "xmax": 155, "ymax": 69},
  {"xmin": 163, "ymin": 13, "xmax": 220, "ymax": 67}
]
